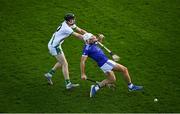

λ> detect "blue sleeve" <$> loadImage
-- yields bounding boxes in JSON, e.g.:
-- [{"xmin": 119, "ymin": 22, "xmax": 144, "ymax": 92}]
[{"xmin": 82, "ymin": 45, "xmax": 89, "ymax": 56}]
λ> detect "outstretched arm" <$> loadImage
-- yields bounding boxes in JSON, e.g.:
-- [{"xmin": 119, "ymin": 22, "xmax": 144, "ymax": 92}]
[
  {"xmin": 71, "ymin": 32, "xmax": 84, "ymax": 40},
  {"xmin": 80, "ymin": 55, "xmax": 88, "ymax": 80},
  {"xmin": 75, "ymin": 27, "xmax": 87, "ymax": 35}
]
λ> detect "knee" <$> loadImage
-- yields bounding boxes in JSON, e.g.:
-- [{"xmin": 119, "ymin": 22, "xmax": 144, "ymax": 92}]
[
  {"xmin": 110, "ymin": 76, "xmax": 116, "ymax": 83},
  {"xmin": 59, "ymin": 60, "xmax": 68, "ymax": 67},
  {"xmin": 112, "ymin": 77, "xmax": 116, "ymax": 83},
  {"xmin": 122, "ymin": 66, "xmax": 128, "ymax": 73},
  {"xmin": 63, "ymin": 61, "xmax": 68, "ymax": 67},
  {"xmin": 57, "ymin": 62, "xmax": 62, "ymax": 67}
]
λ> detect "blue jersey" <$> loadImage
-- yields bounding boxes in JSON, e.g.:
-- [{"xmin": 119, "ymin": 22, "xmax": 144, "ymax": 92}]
[{"xmin": 82, "ymin": 43, "xmax": 108, "ymax": 67}]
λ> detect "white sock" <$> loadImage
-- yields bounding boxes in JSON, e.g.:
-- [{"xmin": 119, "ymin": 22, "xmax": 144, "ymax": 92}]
[
  {"xmin": 128, "ymin": 83, "xmax": 134, "ymax": 89},
  {"xmin": 95, "ymin": 85, "xmax": 100, "ymax": 91}
]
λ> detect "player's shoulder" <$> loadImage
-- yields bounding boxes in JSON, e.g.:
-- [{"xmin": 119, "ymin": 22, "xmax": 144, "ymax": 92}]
[
  {"xmin": 62, "ymin": 21, "xmax": 70, "ymax": 28},
  {"xmin": 61, "ymin": 21, "xmax": 67, "ymax": 27},
  {"xmin": 61, "ymin": 21, "xmax": 73, "ymax": 32},
  {"xmin": 92, "ymin": 43, "xmax": 98, "ymax": 47},
  {"xmin": 83, "ymin": 44, "xmax": 90, "ymax": 50},
  {"xmin": 62, "ymin": 21, "xmax": 66, "ymax": 25}
]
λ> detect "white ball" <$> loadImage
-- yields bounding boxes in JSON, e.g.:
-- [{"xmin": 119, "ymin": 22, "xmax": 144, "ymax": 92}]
[{"xmin": 154, "ymin": 98, "xmax": 158, "ymax": 102}]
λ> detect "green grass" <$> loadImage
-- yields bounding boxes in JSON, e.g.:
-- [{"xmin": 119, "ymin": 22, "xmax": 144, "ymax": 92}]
[{"xmin": 0, "ymin": 0, "xmax": 180, "ymax": 113}]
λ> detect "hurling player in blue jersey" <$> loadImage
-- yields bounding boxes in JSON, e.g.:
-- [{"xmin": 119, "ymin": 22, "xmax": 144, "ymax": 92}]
[{"xmin": 80, "ymin": 33, "xmax": 143, "ymax": 97}]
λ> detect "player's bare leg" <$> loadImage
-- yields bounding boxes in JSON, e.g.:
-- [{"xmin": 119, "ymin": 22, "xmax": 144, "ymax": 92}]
[
  {"xmin": 99, "ymin": 71, "xmax": 116, "ymax": 87},
  {"xmin": 44, "ymin": 58, "xmax": 62, "ymax": 85},
  {"xmin": 52, "ymin": 62, "xmax": 62, "ymax": 71},
  {"xmin": 55, "ymin": 53, "xmax": 69, "ymax": 80},
  {"xmin": 55, "ymin": 53, "xmax": 79, "ymax": 89},
  {"xmin": 90, "ymin": 71, "xmax": 116, "ymax": 97},
  {"xmin": 113, "ymin": 64, "xmax": 132, "ymax": 84},
  {"xmin": 112, "ymin": 63, "xmax": 143, "ymax": 91}
]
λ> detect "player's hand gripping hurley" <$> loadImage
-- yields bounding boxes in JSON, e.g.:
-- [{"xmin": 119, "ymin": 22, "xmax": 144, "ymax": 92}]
[{"xmin": 97, "ymin": 34, "xmax": 120, "ymax": 61}]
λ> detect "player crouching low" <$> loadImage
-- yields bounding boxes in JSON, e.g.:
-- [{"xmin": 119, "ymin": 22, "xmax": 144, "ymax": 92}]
[{"xmin": 80, "ymin": 33, "xmax": 143, "ymax": 98}]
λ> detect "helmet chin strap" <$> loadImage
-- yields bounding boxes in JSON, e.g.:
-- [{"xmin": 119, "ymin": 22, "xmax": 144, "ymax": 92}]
[{"xmin": 89, "ymin": 40, "xmax": 97, "ymax": 45}]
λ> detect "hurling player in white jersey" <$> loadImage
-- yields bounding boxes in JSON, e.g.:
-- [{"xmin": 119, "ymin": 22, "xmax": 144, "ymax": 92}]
[{"xmin": 45, "ymin": 13, "xmax": 87, "ymax": 89}]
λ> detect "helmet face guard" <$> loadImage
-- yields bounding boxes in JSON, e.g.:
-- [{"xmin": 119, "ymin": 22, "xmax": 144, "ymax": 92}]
[
  {"xmin": 83, "ymin": 33, "xmax": 97, "ymax": 44},
  {"xmin": 64, "ymin": 13, "xmax": 75, "ymax": 21},
  {"xmin": 83, "ymin": 33, "xmax": 93, "ymax": 41}
]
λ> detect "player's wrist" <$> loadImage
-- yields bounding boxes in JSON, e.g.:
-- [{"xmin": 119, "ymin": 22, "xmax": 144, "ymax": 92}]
[{"xmin": 110, "ymin": 52, "xmax": 114, "ymax": 56}]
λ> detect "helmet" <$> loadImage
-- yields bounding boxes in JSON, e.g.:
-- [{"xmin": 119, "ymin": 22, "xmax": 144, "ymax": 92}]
[
  {"xmin": 83, "ymin": 33, "xmax": 93, "ymax": 41},
  {"xmin": 64, "ymin": 13, "xmax": 75, "ymax": 21}
]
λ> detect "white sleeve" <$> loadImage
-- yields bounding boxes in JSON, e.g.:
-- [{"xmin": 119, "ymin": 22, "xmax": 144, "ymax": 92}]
[{"xmin": 64, "ymin": 27, "xmax": 73, "ymax": 35}]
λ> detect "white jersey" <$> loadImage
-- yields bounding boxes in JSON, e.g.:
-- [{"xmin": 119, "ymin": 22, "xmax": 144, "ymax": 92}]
[{"xmin": 48, "ymin": 21, "xmax": 77, "ymax": 47}]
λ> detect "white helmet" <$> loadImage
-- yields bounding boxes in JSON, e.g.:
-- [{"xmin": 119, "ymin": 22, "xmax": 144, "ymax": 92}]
[{"xmin": 83, "ymin": 33, "xmax": 93, "ymax": 41}]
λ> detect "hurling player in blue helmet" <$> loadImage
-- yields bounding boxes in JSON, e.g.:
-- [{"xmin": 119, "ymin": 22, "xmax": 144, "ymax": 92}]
[{"xmin": 80, "ymin": 33, "xmax": 143, "ymax": 97}]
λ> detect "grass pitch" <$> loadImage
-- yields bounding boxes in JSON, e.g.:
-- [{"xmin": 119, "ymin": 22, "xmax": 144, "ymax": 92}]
[{"xmin": 0, "ymin": 0, "xmax": 180, "ymax": 112}]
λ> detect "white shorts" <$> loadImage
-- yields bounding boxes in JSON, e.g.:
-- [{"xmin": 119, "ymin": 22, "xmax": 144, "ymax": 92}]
[
  {"xmin": 100, "ymin": 60, "xmax": 117, "ymax": 73},
  {"xmin": 48, "ymin": 34, "xmax": 64, "ymax": 56},
  {"xmin": 48, "ymin": 44, "xmax": 63, "ymax": 56}
]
